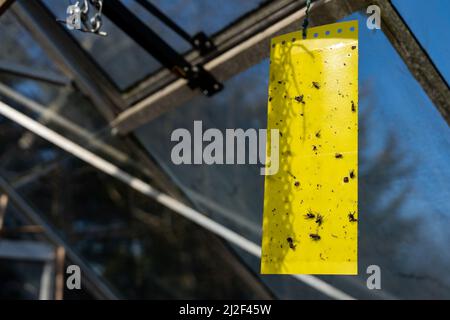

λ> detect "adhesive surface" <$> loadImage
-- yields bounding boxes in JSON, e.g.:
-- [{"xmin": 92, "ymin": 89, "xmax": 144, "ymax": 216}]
[{"xmin": 261, "ymin": 21, "xmax": 358, "ymax": 274}]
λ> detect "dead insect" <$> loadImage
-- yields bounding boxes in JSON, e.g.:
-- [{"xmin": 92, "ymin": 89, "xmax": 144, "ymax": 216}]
[
  {"xmin": 351, "ymin": 45, "xmax": 357, "ymax": 50},
  {"xmin": 315, "ymin": 130, "xmax": 321, "ymax": 138},
  {"xmin": 315, "ymin": 214, "xmax": 324, "ymax": 226},
  {"xmin": 269, "ymin": 97, "xmax": 273, "ymax": 102},
  {"xmin": 312, "ymin": 81, "xmax": 321, "ymax": 89},
  {"xmin": 279, "ymin": 131, "xmax": 283, "ymax": 137},
  {"xmin": 349, "ymin": 170, "xmax": 356, "ymax": 179},
  {"xmin": 295, "ymin": 95, "xmax": 305, "ymax": 104},
  {"xmin": 343, "ymin": 177, "xmax": 349, "ymax": 183},
  {"xmin": 278, "ymin": 80, "xmax": 283, "ymax": 84},
  {"xmin": 310, "ymin": 233, "xmax": 321, "ymax": 241},
  {"xmin": 348, "ymin": 212, "xmax": 358, "ymax": 222},
  {"xmin": 351, "ymin": 101, "xmax": 356, "ymax": 112},
  {"xmin": 335, "ymin": 153, "xmax": 343, "ymax": 159},
  {"xmin": 294, "ymin": 181, "xmax": 300, "ymax": 187},
  {"xmin": 312, "ymin": 145, "xmax": 318, "ymax": 151},
  {"xmin": 305, "ymin": 210, "xmax": 315, "ymax": 219},
  {"xmin": 287, "ymin": 237, "xmax": 296, "ymax": 250}
]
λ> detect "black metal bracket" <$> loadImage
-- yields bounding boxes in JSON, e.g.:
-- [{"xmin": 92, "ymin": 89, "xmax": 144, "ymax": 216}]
[{"xmin": 103, "ymin": 0, "xmax": 222, "ymax": 96}]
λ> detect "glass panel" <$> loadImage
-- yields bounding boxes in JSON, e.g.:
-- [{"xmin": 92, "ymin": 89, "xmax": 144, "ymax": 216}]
[
  {"xmin": 393, "ymin": 0, "xmax": 450, "ymax": 84},
  {"xmin": 123, "ymin": 1, "xmax": 191, "ymax": 54},
  {"xmin": 8, "ymin": 157, "xmax": 268, "ymax": 299},
  {"xmin": 0, "ymin": 260, "xmax": 43, "ymax": 299},
  {"xmin": 136, "ymin": 12, "xmax": 450, "ymax": 299},
  {"xmin": 3, "ymin": 1, "xmax": 449, "ymax": 299},
  {"xmin": 42, "ymin": 0, "xmax": 161, "ymax": 90},
  {"xmin": 0, "ymin": 12, "xmax": 66, "ymax": 179}
]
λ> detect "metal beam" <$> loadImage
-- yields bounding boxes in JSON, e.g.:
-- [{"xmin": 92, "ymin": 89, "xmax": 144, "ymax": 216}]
[
  {"xmin": 8, "ymin": 0, "xmax": 275, "ymax": 299},
  {"xmin": 0, "ymin": 60, "xmax": 70, "ymax": 86},
  {"xmin": 0, "ymin": 83, "xmax": 147, "ymax": 176},
  {"xmin": 10, "ymin": 1, "xmax": 190, "ymax": 200},
  {"xmin": 368, "ymin": 0, "xmax": 450, "ymax": 124},
  {"xmin": 0, "ymin": 175, "xmax": 121, "ymax": 300},
  {"xmin": 102, "ymin": 0, "xmax": 222, "ymax": 96},
  {"xmin": 0, "ymin": 0, "xmax": 14, "ymax": 16},
  {"xmin": 111, "ymin": 0, "xmax": 349, "ymax": 134},
  {"xmin": 135, "ymin": 0, "xmax": 215, "ymax": 55},
  {"xmin": 0, "ymin": 82, "xmax": 187, "ymax": 200},
  {"xmin": 11, "ymin": 0, "xmax": 125, "ymax": 120},
  {"xmin": 123, "ymin": 0, "xmax": 306, "ymax": 105},
  {"xmin": 0, "ymin": 239, "xmax": 54, "ymax": 261},
  {"xmin": 0, "ymin": 239, "xmax": 56, "ymax": 300}
]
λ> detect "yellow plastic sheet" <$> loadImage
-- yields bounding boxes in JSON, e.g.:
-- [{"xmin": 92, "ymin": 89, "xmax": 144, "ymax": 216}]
[{"xmin": 261, "ymin": 21, "xmax": 358, "ymax": 275}]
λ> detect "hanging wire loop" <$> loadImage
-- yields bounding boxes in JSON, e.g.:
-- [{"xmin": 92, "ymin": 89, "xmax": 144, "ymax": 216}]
[{"xmin": 302, "ymin": 0, "xmax": 312, "ymax": 39}]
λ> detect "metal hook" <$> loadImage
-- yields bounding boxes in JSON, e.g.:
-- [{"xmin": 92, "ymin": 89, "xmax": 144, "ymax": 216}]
[{"xmin": 58, "ymin": 0, "xmax": 107, "ymax": 36}]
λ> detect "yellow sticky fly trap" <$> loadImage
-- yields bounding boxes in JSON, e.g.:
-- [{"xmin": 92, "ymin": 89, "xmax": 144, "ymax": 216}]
[{"xmin": 261, "ymin": 20, "xmax": 358, "ymax": 275}]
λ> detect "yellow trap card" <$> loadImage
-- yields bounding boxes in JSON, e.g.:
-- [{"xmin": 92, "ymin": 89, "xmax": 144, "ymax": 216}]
[{"xmin": 261, "ymin": 21, "xmax": 358, "ymax": 275}]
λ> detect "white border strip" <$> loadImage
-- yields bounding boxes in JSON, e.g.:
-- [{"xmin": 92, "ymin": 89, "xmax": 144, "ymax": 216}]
[{"xmin": 0, "ymin": 100, "xmax": 355, "ymax": 300}]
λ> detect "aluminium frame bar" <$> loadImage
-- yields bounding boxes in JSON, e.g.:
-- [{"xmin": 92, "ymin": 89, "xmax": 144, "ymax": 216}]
[
  {"xmin": 0, "ymin": 239, "xmax": 56, "ymax": 300},
  {"xmin": 134, "ymin": 0, "xmax": 215, "ymax": 55},
  {"xmin": 7, "ymin": 1, "xmax": 276, "ymax": 298},
  {"xmin": 368, "ymin": 0, "xmax": 450, "ymax": 122},
  {"xmin": 12, "ymin": 0, "xmax": 124, "ymax": 120},
  {"xmin": 0, "ymin": 60, "xmax": 70, "ymax": 86},
  {"xmin": 11, "ymin": 0, "xmax": 196, "ymax": 200},
  {"xmin": 0, "ymin": 0, "xmax": 14, "ymax": 16},
  {"xmin": 111, "ymin": 0, "xmax": 338, "ymax": 134},
  {"xmin": 102, "ymin": 0, "xmax": 222, "ymax": 96},
  {"xmin": 123, "ymin": 0, "xmax": 307, "ymax": 105},
  {"xmin": 0, "ymin": 85, "xmax": 274, "ymax": 299}
]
